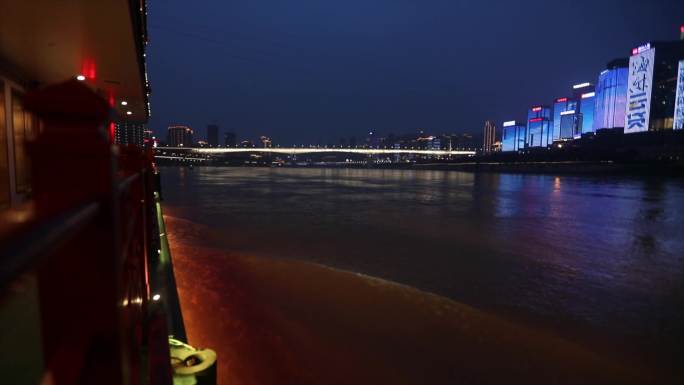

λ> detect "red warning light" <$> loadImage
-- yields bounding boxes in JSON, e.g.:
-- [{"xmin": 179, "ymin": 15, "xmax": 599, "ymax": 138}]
[
  {"xmin": 81, "ymin": 58, "xmax": 97, "ymax": 80},
  {"xmin": 680, "ymin": 25, "xmax": 684, "ymax": 33},
  {"xmin": 109, "ymin": 122, "xmax": 116, "ymax": 143}
]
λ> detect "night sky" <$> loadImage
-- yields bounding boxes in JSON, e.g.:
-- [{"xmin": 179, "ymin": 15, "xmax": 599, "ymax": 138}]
[{"xmin": 147, "ymin": 0, "xmax": 684, "ymax": 145}]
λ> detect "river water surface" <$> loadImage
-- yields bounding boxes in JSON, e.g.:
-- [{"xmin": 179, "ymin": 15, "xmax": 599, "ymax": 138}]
[{"xmin": 161, "ymin": 166, "xmax": 684, "ymax": 378}]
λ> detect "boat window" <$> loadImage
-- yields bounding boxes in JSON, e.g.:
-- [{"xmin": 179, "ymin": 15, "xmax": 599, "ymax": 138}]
[
  {"xmin": 0, "ymin": 81, "xmax": 9, "ymax": 208},
  {"xmin": 11, "ymin": 90, "xmax": 35, "ymax": 195}
]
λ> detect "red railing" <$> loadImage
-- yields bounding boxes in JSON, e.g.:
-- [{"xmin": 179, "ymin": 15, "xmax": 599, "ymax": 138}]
[{"xmin": 0, "ymin": 80, "xmax": 175, "ymax": 385}]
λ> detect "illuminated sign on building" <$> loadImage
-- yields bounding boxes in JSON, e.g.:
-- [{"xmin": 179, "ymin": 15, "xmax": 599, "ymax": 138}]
[
  {"xmin": 631, "ymin": 43, "xmax": 651, "ymax": 56},
  {"xmin": 573, "ymin": 82, "xmax": 591, "ymax": 89},
  {"xmin": 581, "ymin": 92, "xmax": 596, "ymax": 99},
  {"xmin": 624, "ymin": 47, "xmax": 655, "ymax": 134},
  {"xmin": 531, "ymin": 106, "xmax": 542, "ymax": 112},
  {"xmin": 675, "ymin": 60, "xmax": 684, "ymax": 130},
  {"xmin": 503, "ymin": 120, "xmax": 516, "ymax": 127},
  {"xmin": 560, "ymin": 110, "xmax": 576, "ymax": 116},
  {"xmin": 529, "ymin": 117, "xmax": 543, "ymax": 122},
  {"xmin": 555, "ymin": 97, "xmax": 568, "ymax": 103}
]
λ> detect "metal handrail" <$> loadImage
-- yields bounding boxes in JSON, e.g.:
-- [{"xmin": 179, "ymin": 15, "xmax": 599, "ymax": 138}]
[
  {"xmin": 118, "ymin": 172, "xmax": 142, "ymax": 194},
  {"xmin": 0, "ymin": 201, "xmax": 101, "ymax": 288}
]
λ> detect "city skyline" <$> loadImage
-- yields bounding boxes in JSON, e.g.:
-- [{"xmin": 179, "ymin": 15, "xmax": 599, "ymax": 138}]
[{"xmin": 146, "ymin": 0, "xmax": 684, "ymax": 144}]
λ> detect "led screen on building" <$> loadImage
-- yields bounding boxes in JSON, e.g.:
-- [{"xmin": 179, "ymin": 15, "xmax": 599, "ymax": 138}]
[
  {"xmin": 502, "ymin": 123, "xmax": 525, "ymax": 152},
  {"xmin": 502, "ymin": 125, "xmax": 517, "ymax": 152},
  {"xmin": 624, "ymin": 47, "xmax": 655, "ymax": 134},
  {"xmin": 594, "ymin": 67, "xmax": 628, "ymax": 131},
  {"xmin": 674, "ymin": 59, "xmax": 684, "ymax": 130},
  {"xmin": 527, "ymin": 119, "xmax": 550, "ymax": 148},
  {"xmin": 580, "ymin": 93, "xmax": 595, "ymax": 135}
]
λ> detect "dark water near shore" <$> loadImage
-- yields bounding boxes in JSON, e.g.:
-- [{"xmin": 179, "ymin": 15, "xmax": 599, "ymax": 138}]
[{"xmin": 161, "ymin": 166, "xmax": 684, "ymax": 365}]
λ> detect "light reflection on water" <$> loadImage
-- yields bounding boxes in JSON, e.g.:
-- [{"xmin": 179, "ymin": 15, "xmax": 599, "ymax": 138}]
[{"xmin": 162, "ymin": 166, "xmax": 684, "ymax": 357}]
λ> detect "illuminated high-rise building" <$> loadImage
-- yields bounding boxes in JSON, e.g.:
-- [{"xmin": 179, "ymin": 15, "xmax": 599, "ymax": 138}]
[
  {"xmin": 559, "ymin": 110, "xmax": 580, "ymax": 139},
  {"xmin": 579, "ymin": 90, "xmax": 596, "ymax": 135},
  {"xmin": 625, "ymin": 40, "xmax": 684, "ymax": 133},
  {"xmin": 552, "ymin": 97, "xmax": 578, "ymax": 141},
  {"xmin": 501, "ymin": 120, "xmax": 526, "ymax": 152},
  {"xmin": 482, "ymin": 120, "xmax": 496, "ymax": 153},
  {"xmin": 594, "ymin": 58, "xmax": 629, "ymax": 131},
  {"xmin": 526, "ymin": 105, "xmax": 552, "ymax": 148},
  {"xmin": 167, "ymin": 125, "xmax": 194, "ymax": 147},
  {"xmin": 571, "ymin": 82, "xmax": 595, "ymax": 137},
  {"xmin": 259, "ymin": 135, "xmax": 272, "ymax": 148}
]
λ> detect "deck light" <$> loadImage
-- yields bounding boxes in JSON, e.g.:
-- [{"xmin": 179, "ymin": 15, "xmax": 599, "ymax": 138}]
[
  {"xmin": 126, "ymin": 111, "xmax": 133, "ymax": 115},
  {"xmin": 76, "ymin": 75, "xmax": 86, "ymax": 81},
  {"xmin": 121, "ymin": 101, "xmax": 128, "ymax": 106},
  {"xmin": 152, "ymin": 294, "xmax": 161, "ymax": 301}
]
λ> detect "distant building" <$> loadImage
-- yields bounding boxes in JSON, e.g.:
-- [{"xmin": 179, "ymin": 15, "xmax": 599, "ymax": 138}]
[
  {"xmin": 501, "ymin": 120, "xmax": 526, "ymax": 152},
  {"xmin": 207, "ymin": 124, "xmax": 219, "ymax": 147},
  {"xmin": 167, "ymin": 125, "xmax": 194, "ymax": 147},
  {"xmin": 224, "ymin": 132, "xmax": 236, "ymax": 147},
  {"xmin": 552, "ymin": 97, "xmax": 579, "ymax": 141},
  {"xmin": 625, "ymin": 40, "xmax": 684, "ymax": 133},
  {"xmin": 427, "ymin": 137, "xmax": 441, "ymax": 150},
  {"xmin": 259, "ymin": 135, "xmax": 272, "ymax": 148},
  {"xmin": 482, "ymin": 120, "xmax": 496, "ymax": 153},
  {"xmin": 115, "ymin": 122, "xmax": 145, "ymax": 146},
  {"xmin": 594, "ymin": 58, "xmax": 629, "ymax": 131},
  {"xmin": 526, "ymin": 105, "xmax": 552, "ymax": 147}
]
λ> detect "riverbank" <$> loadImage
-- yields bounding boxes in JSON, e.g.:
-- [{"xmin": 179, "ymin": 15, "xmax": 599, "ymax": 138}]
[{"xmin": 164, "ymin": 213, "xmax": 674, "ymax": 385}]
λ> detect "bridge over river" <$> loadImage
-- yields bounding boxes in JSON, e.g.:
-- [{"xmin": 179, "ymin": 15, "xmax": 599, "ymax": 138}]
[{"xmin": 157, "ymin": 146, "xmax": 476, "ymax": 157}]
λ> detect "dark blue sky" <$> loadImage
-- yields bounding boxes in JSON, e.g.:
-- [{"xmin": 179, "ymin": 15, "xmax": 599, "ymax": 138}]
[{"xmin": 147, "ymin": 0, "xmax": 684, "ymax": 144}]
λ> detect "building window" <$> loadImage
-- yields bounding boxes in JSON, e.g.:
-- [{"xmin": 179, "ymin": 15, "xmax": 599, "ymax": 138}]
[
  {"xmin": 0, "ymin": 81, "xmax": 9, "ymax": 208},
  {"xmin": 11, "ymin": 90, "xmax": 37, "ymax": 195}
]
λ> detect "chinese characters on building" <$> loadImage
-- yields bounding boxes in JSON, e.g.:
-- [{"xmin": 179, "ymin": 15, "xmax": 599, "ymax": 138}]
[
  {"xmin": 624, "ymin": 48, "xmax": 655, "ymax": 134},
  {"xmin": 674, "ymin": 60, "xmax": 684, "ymax": 130}
]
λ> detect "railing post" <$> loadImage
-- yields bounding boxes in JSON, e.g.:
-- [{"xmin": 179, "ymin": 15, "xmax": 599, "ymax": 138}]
[{"xmin": 25, "ymin": 80, "xmax": 126, "ymax": 385}]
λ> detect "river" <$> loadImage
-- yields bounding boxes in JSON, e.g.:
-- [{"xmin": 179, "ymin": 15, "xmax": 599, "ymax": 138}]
[{"xmin": 160, "ymin": 166, "xmax": 684, "ymax": 383}]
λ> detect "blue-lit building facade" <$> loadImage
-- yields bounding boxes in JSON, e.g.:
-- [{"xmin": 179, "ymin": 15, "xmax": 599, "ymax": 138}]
[
  {"xmin": 560, "ymin": 110, "xmax": 580, "ymax": 139},
  {"xmin": 526, "ymin": 106, "xmax": 552, "ymax": 148},
  {"xmin": 552, "ymin": 98, "xmax": 578, "ymax": 141},
  {"xmin": 594, "ymin": 59, "xmax": 629, "ymax": 131},
  {"xmin": 501, "ymin": 120, "xmax": 526, "ymax": 152},
  {"xmin": 571, "ymin": 83, "xmax": 596, "ymax": 137},
  {"xmin": 579, "ymin": 91, "xmax": 596, "ymax": 135},
  {"xmin": 499, "ymin": 30, "xmax": 684, "ymax": 153}
]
